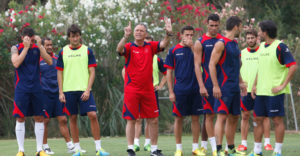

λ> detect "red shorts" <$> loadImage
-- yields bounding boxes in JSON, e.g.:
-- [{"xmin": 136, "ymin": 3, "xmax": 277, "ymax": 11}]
[{"xmin": 122, "ymin": 91, "xmax": 159, "ymax": 120}]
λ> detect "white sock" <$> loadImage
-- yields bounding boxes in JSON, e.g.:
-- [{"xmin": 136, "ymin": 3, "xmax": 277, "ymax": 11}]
[
  {"xmin": 95, "ymin": 140, "xmax": 101, "ymax": 151},
  {"xmin": 264, "ymin": 138, "xmax": 270, "ymax": 146},
  {"xmin": 66, "ymin": 141, "xmax": 74, "ymax": 148},
  {"xmin": 192, "ymin": 143, "xmax": 199, "ymax": 151},
  {"xmin": 241, "ymin": 140, "xmax": 247, "ymax": 147},
  {"xmin": 74, "ymin": 142, "xmax": 81, "ymax": 151},
  {"xmin": 176, "ymin": 144, "xmax": 182, "ymax": 150},
  {"xmin": 128, "ymin": 145, "xmax": 134, "ymax": 150},
  {"xmin": 16, "ymin": 121, "xmax": 25, "ymax": 152},
  {"xmin": 144, "ymin": 138, "xmax": 151, "ymax": 146},
  {"xmin": 134, "ymin": 138, "xmax": 139, "ymax": 146},
  {"xmin": 201, "ymin": 141, "xmax": 208, "ymax": 150},
  {"xmin": 254, "ymin": 142, "xmax": 262, "ymax": 154},
  {"xmin": 35, "ymin": 122, "xmax": 44, "ymax": 152},
  {"xmin": 151, "ymin": 145, "xmax": 158, "ymax": 152},
  {"xmin": 208, "ymin": 137, "xmax": 217, "ymax": 152},
  {"xmin": 43, "ymin": 144, "xmax": 49, "ymax": 149},
  {"xmin": 274, "ymin": 143, "xmax": 282, "ymax": 154},
  {"xmin": 225, "ymin": 142, "xmax": 228, "ymax": 151}
]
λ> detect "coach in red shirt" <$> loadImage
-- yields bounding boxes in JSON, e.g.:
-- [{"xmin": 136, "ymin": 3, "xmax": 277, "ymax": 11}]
[{"xmin": 116, "ymin": 18, "xmax": 172, "ymax": 156}]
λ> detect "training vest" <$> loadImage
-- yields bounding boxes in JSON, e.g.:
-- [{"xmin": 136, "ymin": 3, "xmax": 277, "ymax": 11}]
[
  {"xmin": 152, "ymin": 55, "xmax": 159, "ymax": 86},
  {"xmin": 240, "ymin": 47, "xmax": 259, "ymax": 92},
  {"xmin": 256, "ymin": 40, "xmax": 290, "ymax": 96},
  {"xmin": 62, "ymin": 44, "xmax": 89, "ymax": 92}
]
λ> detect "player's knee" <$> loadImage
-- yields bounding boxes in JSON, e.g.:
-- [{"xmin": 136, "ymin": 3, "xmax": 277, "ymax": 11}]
[
  {"xmin": 191, "ymin": 115, "xmax": 199, "ymax": 122},
  {"xmin": 33, "ymin": 116, "xmax": 44, "ymax": 122},
  {"xmin": 58, "ymin": 117, "xmax": 67, "ymax": 125},
  {"xmin": 147, "ymin": 118, "xmax": 158, "ymax": 125},
  {"xmin": 272, "ymin": 117, "xmax": 284, "ymax": 126},
  {"xmin": 44, "ymin": 118, "xmax": 50, "ymax": 124},
  {"xmin": 136, "ymin": 119, "xmax": 142, "ymax": 125},
  {"xmin": 242, "ymin": 112, "xmax": 250, "ymax": 120},
  {"xmin": 87, "ymin": 112, "xmax": 97, "ymax": 121},
  {"xmin": 17, "ymin": 117, "xmax": 25, "ymax": 122}
]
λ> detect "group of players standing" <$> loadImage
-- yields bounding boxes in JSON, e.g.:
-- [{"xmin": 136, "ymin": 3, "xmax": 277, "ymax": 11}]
[
  {"xmin": 117, "ymin": 14, "xmax": 297, "ymax": 156},
  {"xmin": 11, "ymin": 11, "xmax": 296, "ymax": 156}
]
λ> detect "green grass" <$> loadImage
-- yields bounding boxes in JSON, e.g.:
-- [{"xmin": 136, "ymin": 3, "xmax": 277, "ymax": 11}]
[{"xmin": 1, "ymin": 133, "xmax": 299, "ymax": 156}]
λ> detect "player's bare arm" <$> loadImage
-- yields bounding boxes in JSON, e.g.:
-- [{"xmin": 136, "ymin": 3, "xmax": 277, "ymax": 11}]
[
  {"xmin": 81, "ymin": 67, "xmax": 95, "ymax": 101},
  {"xmin": 251, "ymin": 73, "xmax": 258, "ymax": 99},
  {"xmin": 166, "ymin": 68, "xmax": 175, "ymax": 103},
  {"xmin": 194, "ymin": 40, "xmax": 208, "ymax": 97},
  {"xmin": 11, "ymin": 36, "xmax": 30, "ymax": 68},
  {"xmin": 116, "ymin": 21, "xmax": 131, "ymax": 55},
  {"xmin": 209, "ymin": 41, "xmax": 224, "ymax": 99},
  {"xmin": 155, "ymin": 75, "xmax": 167, "ymax": 91},
  {"xmin": 159, "ymin": 17, "xmax": 173, "ymax": 49},
  {"xmin": 36, "ymin": 35, "xmax": 52, "ymax": 65},
  {"xmin": 272, "ymin": 64, "xmax": 297, "ymax": 94},
  {"xmin": 57, "ymin": 70, "xmax": 66, "ymax": 103}
]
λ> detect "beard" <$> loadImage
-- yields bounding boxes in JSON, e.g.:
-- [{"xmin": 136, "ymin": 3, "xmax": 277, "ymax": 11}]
[{"xmin": 248, "ymin": 42, "xmax": 256, "ymax": 48}]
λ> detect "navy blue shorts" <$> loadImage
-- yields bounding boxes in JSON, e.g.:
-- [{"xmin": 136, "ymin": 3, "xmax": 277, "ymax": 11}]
[
  {"xmin": 240, "ymin": 93, "xmax": 255, "ymax": 111},
  {"xmin": 254, "ymin": 94, "xmax": 285, "ymax": 117},
  {"xmin": 172, "ymin": 92, "xmax": 204, "ymax": 117},
  {"xmin": 42, "ymin": 91, "xmax": 65, "ymax": 118},
  {"xmin": 214, "ymin": 92, "xmax": 241, "ymax": 115},
  {"xmin": 13, "ymin": 91, "xmax": 44, "ymax": 118},
  {"xmin": 202, "ymin": 92, "xmax": 215, "ymax": 114},
  {"xmin": 155, "ymin": 91, "xmax": 160, "ymax": 112},
  {"xmin": 64, "ymin": 91, "xmax": 97, "ymax": 116}
]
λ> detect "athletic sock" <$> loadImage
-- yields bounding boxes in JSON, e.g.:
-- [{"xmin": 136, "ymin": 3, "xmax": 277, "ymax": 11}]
[
  {"xmin": 201, "ymin": 141, "xmax": 208, "ymax": 150},
  {"xmin": 241, "ymin": 140, "xmax": 247, "ymax": 147},
  {"xmin": 43, "ymin": 144, "xmax": 49, "ymax": 149},
  {"xmin": 254, "ymin": 142, "xmax": 262, "ymax": 154},
  {"xmin": 228, "ymin": 144, "xmax": 235, "ymax": 150},
  {"xmin": 35, "ymin": 122, "xmax": 44, "ymax": 152},
  {"xmin": 208, "ymin": 137, "xmax": 217, "ymax": 152},
  {"xmin": 95, "ymin": 140, "xmax": 101, "ymax": 151},
  {"xmin": 134, "ymin": 138, "xmax": 139, "ymax": 146},
  {"xmin": 144, "ymin": 138, "xmax": 151, "ymax": 146},
  {"xmin": 176, "ymin": 144, "xmax": 182, "ymax": 151},
  {"xmin": 274, "ymin": 143, "xmax": 282, "ymax": 154},
  {"xmin": 74, "ymin": 142, "xmax": 81, "ymax": 151},
  {"xmin": 217, "ymin": 145, "xmax": 222, "ymax": 152},
  {"xmin": 192, "ymin": 143, "xmax": 199, "ymax": 151},
  {"xmin": 264, "ymin": 138, "xmax": 270, "ymax": 146},
  {"xmin": 151, "ymin": 145, "xmax": 158, "ymax": 152},
  {"xmin": 66, "ymin": 141, "xmax": 74, "ymax": 149},
  {"xmin": 128, "ymin": 145, "xmax": 134, "ymax": 150},
  {"xmin": 16, "ymin": 121, "xmax": 25, "ymax": 152},
  {"xmin": 225, "ymin": 142, "xmax": 228, "ymax": 151}
]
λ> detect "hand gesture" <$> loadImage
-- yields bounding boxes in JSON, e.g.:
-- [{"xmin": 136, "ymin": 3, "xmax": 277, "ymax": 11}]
[
  {"xmin": 213, "ymin": 86, "xmax": 222, "ymax": 99},
  {"xmin": 81, "ymin": 90, "xmax": 90, "ymax": 101},
  {"xmin": 164, "ymin": 17, "xmax": 172, "ymax": 34},
  {"xmin": 240, "ymin": 81, "xmax": 248, "ymax": 96},
  {"xmin": 200, "ymin": 87, "xmax": 209, "ymax": 98},
  {"xmin": 23, "ymin": 36, "xmax": 31, "ymax": 48},
  {"xmin": 59, "ymin": 92, "xmax": 66, "ymax": 103},
  {"xmin": 124, "ymin": 21, "xmax": 132, "ymax": 38},
  {"xmin": 34, "ymin": 35, "xmax": 42, "ymax": 47},
  {"xmin": 169, "ymin": 92, "xmax": 176, "ymax": 103},
  {"xmin": 272, "ymin": 85, "xmax": 284, "ymax": 94},
  {"xmin": 251, "ymin": 86, "xmax": 256, "ymax": 99},
  {"xmin": 154, "ymin": 85, "xmax": 162, "ymax": 91}
]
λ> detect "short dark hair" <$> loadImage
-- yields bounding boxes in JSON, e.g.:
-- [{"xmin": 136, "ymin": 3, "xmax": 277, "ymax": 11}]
[
  {"xmin": 145, "ymin": 36, "xmax": 153, "ymax": 41},
  {"xmin": 259, "ymin": 20, "xmax": 277, "ymax": 39},
  {"xmin": 42, "ymin": 37, "xmax": 51, "ymax": 45},
  {"xmin": 207, "ymin": 14, "xmax": 220, "ymax": 22},
  {"xmin": 226, "ymin": 16, "xmax": 242, "ymax": 31},
  {"xmin": 245, "ymin": 29, "xmax": 258, "ymax": 37},
  {"xmin": 22, "ymin": 27, "xmax": 35, "ymax": 37},
  {"xmin": 67, "ymin": 24, "xmax": 81, "ymax": 37},
  {"xmin": 181, "ymin": 25, "xmax": 194, "ymax": 34}
]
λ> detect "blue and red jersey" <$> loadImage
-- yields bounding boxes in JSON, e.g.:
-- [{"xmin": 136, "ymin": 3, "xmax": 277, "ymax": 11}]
[
  {"xmin": 265, "ymin": 42, "xmax": 296, "ymax": 67},
  {"xmin": 14, "ymin": 43, "xmax": 42, "ymax": 92},
  {"xmin": 122, "ymin": 41, "xmax": 163, "ymax": 93},
  {"xmin": 157, "ymin": 56, "xmax": 167, "ymax": 75},
  {"xmin": 164, "ymin": 44, "xmax": 199, "ymax": 95},
  {"xmin": 40, "ymin": 53, "xmax": 59, "ymax": 93},
  {"xmin": 56, "ymin": 45, "xmax": 97, "ymax": 71},
  {"xmin": 217, "ymin": 37, "xmax": 241, "ymax": 94},
  {"xmin": 198, "ymin": 33, "xmax": 223, "ymax": 90}
]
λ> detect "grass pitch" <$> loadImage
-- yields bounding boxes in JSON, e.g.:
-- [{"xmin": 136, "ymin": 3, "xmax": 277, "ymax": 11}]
[{"xmin": 0, "ymin": 133, "xmax": 299, "ymax": 156}]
